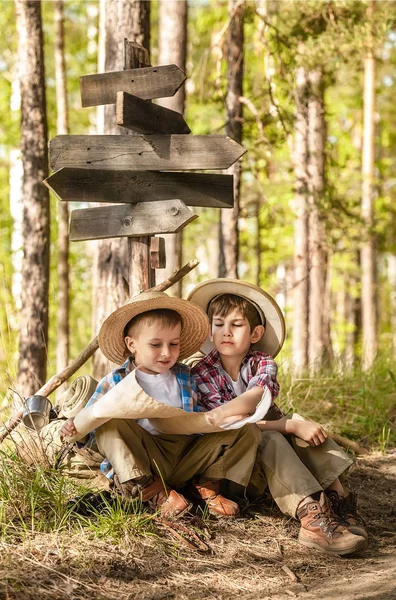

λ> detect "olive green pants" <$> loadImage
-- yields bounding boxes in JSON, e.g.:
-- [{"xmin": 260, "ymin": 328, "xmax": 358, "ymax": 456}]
[
  {"xmin": 95, "ymin": 419, "xmax": 261, "ymax": 489},
  {"xmin": 250, "ymin": 414, "xmax": 353, "ymax": 517}
]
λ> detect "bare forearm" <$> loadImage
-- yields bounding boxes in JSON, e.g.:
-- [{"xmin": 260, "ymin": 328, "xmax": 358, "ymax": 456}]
[
  {"xmin": 256, "ymin": 416, "xmax": 288, "ymax": 433},
  {"xmin": 207, "ymin": 387, "xmax": 263, "ymax": 426}
]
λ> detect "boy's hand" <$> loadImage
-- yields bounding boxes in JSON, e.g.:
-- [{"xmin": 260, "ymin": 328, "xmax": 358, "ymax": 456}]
[
  {"xmin": 286, "ymin": 419, "xmax": 328, "ymax": 446},
  {"xmin": 59, "ymin": 417, "xmax": 77, "ymax": 440}
]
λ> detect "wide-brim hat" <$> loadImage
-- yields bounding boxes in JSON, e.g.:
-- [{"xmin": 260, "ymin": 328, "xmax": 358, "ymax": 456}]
[
  {"xmin": 187, "ymin": 278, "xmax": 286, "ymax": 357},
  {"xmin": 99, "ymin": 290, "xmax": 210, "ymax": 364}
]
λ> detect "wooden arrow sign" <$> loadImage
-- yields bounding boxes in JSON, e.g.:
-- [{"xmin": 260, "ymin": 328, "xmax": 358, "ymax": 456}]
[
  {"xmin": 116, "ymin": 91, "xmax": 190, "ymax": 134},
  {"xmin": 50, "ymin": 135, "xmax": 246, "ymax": 171},
  {"xmin": 79, "ymin": 64, "xmax": 186, "ymax": 107},
  {"xmin": 44, "ymin": 169, "xmax": 234, "ymax": 208},
  {"xmin": 69, "ymin": 200, "xmax": 197, "ymax": 241}
]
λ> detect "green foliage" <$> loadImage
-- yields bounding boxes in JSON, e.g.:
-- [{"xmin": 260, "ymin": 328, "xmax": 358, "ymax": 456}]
[{"xmin": 279, "ymin": 355, "xmax": 396, "ymax": 448}]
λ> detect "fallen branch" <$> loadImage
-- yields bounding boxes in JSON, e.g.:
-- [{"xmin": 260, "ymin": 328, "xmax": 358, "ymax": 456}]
[
  {"xmin": 0, "ymin": 259, "xmax": 199, "ymax": 444},
  {"xmin": 329, "ymin": 432, "xmax": 369, "ymax": 456}
]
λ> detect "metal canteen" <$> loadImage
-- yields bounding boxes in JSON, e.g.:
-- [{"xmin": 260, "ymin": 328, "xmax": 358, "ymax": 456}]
[{"xmin": 22, "ymin": 395, "xmax": 52, "ymax": 431}]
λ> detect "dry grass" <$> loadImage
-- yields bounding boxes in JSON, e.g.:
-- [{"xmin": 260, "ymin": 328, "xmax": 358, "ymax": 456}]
[{"xmin": 0, "ymin": 450, "xmax": 395, "ymax": 600}]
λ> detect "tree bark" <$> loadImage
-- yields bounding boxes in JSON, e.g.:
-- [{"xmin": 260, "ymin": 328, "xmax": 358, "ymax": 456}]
[
  {"xmin": 54, "ymin": 0, "xmax": 70, "ymax": 398},
  {"xmin": 307, "ymin": 67, "xmax": 329, "ymax": 371},
  {"xmin": 360, "ymin": 0, "xmax": 377, "ymax": 371},
  {"xmin": 15, "ymin": 0, "xmax": 50, "ymax": 398},
  {"xmin": 157, "ymin": 0, "xmax": 188, "ymax": 297},
  {"xmin": 92, "ymin": 0, "xmax": 151, "ymax": 379},
  {"xmin": 292, "ymin": 65, "xmax": 309, "ymax": 373},
  {"xmin": 218, "ymin": 0, "xmax": 244, "ymax": 278}
]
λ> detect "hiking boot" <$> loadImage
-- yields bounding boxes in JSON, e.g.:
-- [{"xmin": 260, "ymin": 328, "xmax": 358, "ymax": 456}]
[
  {"xmin": 326, "ymin": 490, "xmax": 368, "ymax": 540},
  {"xmin": 115, "ymin": 475, "xmax": 192, "ymax": 519},
  {"xmin": 297, "ymin": 492, "xmax": 367, "ymax": 556},
  {"xmin": 193, "ymin": 479, "xmax": 240, "ymax": 518}
]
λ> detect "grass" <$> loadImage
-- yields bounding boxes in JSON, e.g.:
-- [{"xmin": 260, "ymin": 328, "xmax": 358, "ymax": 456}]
[{"xmin": 278, "ymin": 356, "xmax": 396, "ymax": 450}]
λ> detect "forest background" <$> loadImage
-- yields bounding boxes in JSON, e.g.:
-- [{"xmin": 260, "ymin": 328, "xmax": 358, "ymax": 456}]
[{"xmin": 0, "ymin": 0, "xmax": 395, "ymax": 450}]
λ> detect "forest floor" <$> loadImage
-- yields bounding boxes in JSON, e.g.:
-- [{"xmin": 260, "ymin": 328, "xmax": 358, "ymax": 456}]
[{"xmin": 0, "ymin": 449, "xmax": 395, "ymax": 600}]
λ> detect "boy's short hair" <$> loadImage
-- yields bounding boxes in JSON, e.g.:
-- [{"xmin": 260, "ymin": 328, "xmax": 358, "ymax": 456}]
[
  {"xmin": 124, "ymin": 308, "xmax": 183, "ymax": 340},
  {"xmin": 208, "ymin": 294, "xmax": 265, "ymax": 332}
]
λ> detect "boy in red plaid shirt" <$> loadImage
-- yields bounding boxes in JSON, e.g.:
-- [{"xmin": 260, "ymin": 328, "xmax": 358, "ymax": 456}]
[{"xmin": 189, "ymin": 279, "xmax": 368, "ymax": 556}]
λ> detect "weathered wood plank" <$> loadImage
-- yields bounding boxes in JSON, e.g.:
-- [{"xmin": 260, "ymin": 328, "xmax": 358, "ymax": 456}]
[
  {"xmin": 44, "ymin": 168, "xmax": 234, "ymax": 208},
  {"xmin": 70, "ymin": 200, "xmax": 197, "ymax": 241},
  {"xmin": 116, "ymin": 91, "xmax": 190, "ymax": 134},
  {"xmin": 150, "ymin": 237, "xmax": 166, "ymax": 269},
  {"xmin": 49, "ymin": 135, "xmax": 246, "ymax": 171},
  {"xmin": 79, "ymin": 65, "xmax": 186, "ymax": 107}
]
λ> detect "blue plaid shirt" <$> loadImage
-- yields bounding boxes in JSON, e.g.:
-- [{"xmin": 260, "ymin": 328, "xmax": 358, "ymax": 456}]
[{"xmin": 84, "ymin": 357, "xmax": 198, "ymax": 479}]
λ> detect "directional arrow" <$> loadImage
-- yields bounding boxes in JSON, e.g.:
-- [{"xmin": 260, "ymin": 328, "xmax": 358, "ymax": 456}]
[
  {"xmin": 49, "ymin": 135, "xmax": 246, "ymax": 171},
  {"xmin": 44, "ymin": 169, "xmax": 234, "ymax": 208},
  {"xmin": 69, "ymin": 200, "xmax": 197, "ymax": 241},
  {"xmin": 79, "ymin": 64, "xmax": 186, "ymax": 107},
  {"xmin": 116, "ymin": 91, "xmax": 190, "ymax": 134}
]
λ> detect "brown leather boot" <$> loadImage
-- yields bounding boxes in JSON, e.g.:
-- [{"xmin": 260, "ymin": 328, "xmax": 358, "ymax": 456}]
[
  {"xmin": 115, "ymin": 475, "xmax": 192, "ymax": 519},
  {"xmin": 326, "ymin": 490, "xmax": 368, "ymax": 540},
  {"xmin": 193, "ymin": 479, "xmax": 240, "ymax": 518},
  {"xmin": 297, "ymin": 492, "xmax": 368, "ymax": 556}
]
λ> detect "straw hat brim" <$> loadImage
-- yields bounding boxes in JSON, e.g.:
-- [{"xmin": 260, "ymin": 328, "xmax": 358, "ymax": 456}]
[
  {"xmin": 99, "ymin": 291, "xmax": 210, "ymax": 364},
  {"xmin": 187, "ymin": 279, "xmax": 286, "ymax": 357}
]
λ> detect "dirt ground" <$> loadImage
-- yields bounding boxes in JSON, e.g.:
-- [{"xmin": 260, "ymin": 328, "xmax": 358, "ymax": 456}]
[{"xmin": 0, "ymin": 450, "xmax": 395, "ymax": 600}]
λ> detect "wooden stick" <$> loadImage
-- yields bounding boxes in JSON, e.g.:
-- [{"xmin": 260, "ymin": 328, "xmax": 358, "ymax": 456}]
[
  {"xmin": 0, "ymin": 259, "xmax": 199, "ymax": 443},
  {"xmin": 329, "ymin": 432, "xmax": 369, "ymax": 456}
]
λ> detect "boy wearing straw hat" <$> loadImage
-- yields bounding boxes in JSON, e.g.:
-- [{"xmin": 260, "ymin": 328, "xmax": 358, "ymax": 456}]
[
  {"xmin": 60, "ymin": 290, "xmax": 261, "ymax": 519},
  {"xmin": 189, "ymin": 279, "xmax": 368, "ymax": 556}
]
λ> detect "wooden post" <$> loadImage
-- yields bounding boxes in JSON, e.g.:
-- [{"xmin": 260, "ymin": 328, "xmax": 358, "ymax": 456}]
[{"xmin": 124, "ymin": 40, "xmax": 155, "ymax": 291}]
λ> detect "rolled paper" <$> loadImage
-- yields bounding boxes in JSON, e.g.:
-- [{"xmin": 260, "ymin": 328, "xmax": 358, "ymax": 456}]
[{"xmin": 59, "ymin": 375, "xmax": 98, "ymax": 418}]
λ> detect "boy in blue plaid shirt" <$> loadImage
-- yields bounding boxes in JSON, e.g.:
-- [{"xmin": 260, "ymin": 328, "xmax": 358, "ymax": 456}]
[{"xmin": 60, "ymin": 291, "xmax": 260, "ymax": 519}]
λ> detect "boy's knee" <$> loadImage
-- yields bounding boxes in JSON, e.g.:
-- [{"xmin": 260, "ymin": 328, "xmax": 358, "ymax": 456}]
[
  {"xmin": 260, "ymin": 429, "xmax": 289, "ymax": 449},
  {"xmin": 240, "ymin": 423, "xmax": 261, "ymax": 444}
]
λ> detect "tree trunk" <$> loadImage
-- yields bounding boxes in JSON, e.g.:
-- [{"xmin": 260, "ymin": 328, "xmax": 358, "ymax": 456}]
[
  {"xmin": 307, "ymin": 67, "xmax": 329, "ymax": 371},
  {"xmin": 54, "ymin": 0, "xmax": 70, "ymax": 398},
  {"xmin": 388, "ymin": 254, "xmax": 396, "ymax": 360},
  {"xmin": 15, "ymin": 0, "xmax": 50, "ymax": 398},
  {"xmin": 157, "ymin": 0, "xmax": 188, "ymax": 297},
  {"xmin": 92, "ymin": 0, "xmax": 151, "ymax": 379},
  {"xmin": 218, "ymin": 0, "xmax": 244, "ymax": 279},
  {"xmin": 292, "ymin": 65, "xmax": 309, "ymax": 373},
  {"xmin": 360, "ymin": 0, "xmax": 377, "ymax": 371}
]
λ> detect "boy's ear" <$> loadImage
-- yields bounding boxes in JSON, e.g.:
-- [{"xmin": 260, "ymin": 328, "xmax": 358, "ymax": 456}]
[
  {"xmin": 250, "ymin": 325, "xmax": 265, "ymax": 344},
  {"xmin": 124, "ymin": 336, "xmax": 135, "ymax": 354}
]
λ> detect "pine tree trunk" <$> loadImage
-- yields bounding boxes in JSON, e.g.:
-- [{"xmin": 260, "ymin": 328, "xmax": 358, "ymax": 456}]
[
  {"xmin": 292, "ymin": 65, "xmax": 309, "ymax": 373},
  {"xmin": 157, "ymin": 0, "xmax": 188, "ymax": 297},
  {"xmin": 54, "ymin": 0, "xmax": 70, "ymax": 397},
  {"xmin": 388, "ymin": 254, "xmax": 396, "ymax": 359},
  {"xmin": 15, "ymin": 0, "xmax": 50, "ymax": 398},
  {"xmin": 361, "ymin": 0, "xmax": 377, "ymax": 371},
  {"xmin": 307, "ymin": 67, "xmax": 330, "ymax": 371},
  {"xmin": 92, "ymin": 0, "xmax": 150, "ymax": 379},
  {"xmin": 218, "ymin": 0, "xmax": 244, "ymax": 278}
]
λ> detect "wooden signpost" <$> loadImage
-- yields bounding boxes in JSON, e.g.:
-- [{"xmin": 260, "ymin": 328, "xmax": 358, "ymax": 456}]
[{"xmin": 45, "ymin": 39, "xmax": 246, "ymax": 295}]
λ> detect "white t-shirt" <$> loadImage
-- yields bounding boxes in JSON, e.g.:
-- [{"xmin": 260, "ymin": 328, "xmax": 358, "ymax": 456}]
[
  {"xmin": 135, "ymin": 369, "xmax": 182, "ymax": 435},
  {"xmin": 224, "ymin": 372, "xmax": 246, "ymax": 396}
]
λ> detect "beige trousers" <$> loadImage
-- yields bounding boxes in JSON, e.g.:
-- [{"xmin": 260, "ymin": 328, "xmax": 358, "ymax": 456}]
[
  {"xmin": 95, "ymin": 419, "xmax": 261, "ymax": 489},
  {"xmin": 250, "ymin": 415, "xmax": 353, "ymax": 518}
]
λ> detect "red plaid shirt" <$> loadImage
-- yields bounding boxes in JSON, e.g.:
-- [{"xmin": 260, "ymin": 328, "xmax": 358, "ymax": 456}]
[{"xmin": 191, "ymin": 348, "xmax": 283, "ymax": 417}]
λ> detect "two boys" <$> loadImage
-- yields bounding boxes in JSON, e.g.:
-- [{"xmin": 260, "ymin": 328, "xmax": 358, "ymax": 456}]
[
  {"xmin": 189, "ymin": 278, "xmax": 368, "ymax": 556},
  {"xmin": 60, "ymin": 290, "xmax": 261, "ymax": 519}
]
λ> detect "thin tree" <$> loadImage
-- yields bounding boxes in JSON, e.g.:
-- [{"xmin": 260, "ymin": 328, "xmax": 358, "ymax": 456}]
[
  {"xmin": 218, "ymin": 0, "xmax": 244, "ymax": 278},
  {"xmin": 307, "ymin": 67, "xmax": 331, "ymax": 370},
  {"xmin": 292, "ymin": 65, "xmax": 309, "ymax": 373},
  {"xmin": 15, "ymin": 0, "xmax": 50, "ymax": 398},
  {"xmin": 54, "ymin": 0, "xmax": 70, "ymax": 397},
  {"xmin": 93, "ymin": 0, "xmax": 150, "ymax": 379},
  {"xmin": 360, "ymin": 0, "xmax": 377, "ymax": 371},
  {"xmin": 157, "ymin": 0, "xmax": 188, "ymax": 296}
]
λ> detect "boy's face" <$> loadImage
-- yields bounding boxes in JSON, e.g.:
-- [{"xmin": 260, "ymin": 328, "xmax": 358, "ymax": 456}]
[
  {"xmin": 211, "ymin": 308, "xmax": 264, "ymax": 360},
  {"xmin": 125, "ymin": 321, "xmax": 182, "ymax": 375}
]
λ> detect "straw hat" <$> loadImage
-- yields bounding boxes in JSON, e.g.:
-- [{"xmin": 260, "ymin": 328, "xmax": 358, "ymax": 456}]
[
  {"xmin": 99, "ymin": 290, "xmax": 210, "ymax": 364},
  {"xmin": 187, "ymin": 278, "xmax": 286, "ymax": 357}
]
